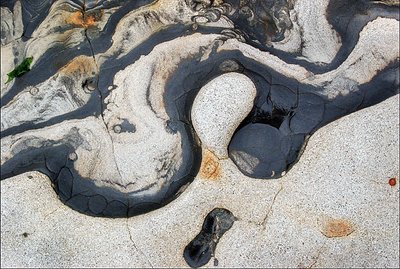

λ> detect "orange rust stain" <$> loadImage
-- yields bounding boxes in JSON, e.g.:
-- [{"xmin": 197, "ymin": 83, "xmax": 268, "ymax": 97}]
[
  {"xmin": 321, "ymin": 218, "xmax": 354, "ymax": 238},
  {"xmin": 66, "ymin": 11, "xmax": 102, "ymax": 29},
  {"xmin": 200, "ymin": 150, "xmax": 221, "ymax": 180},
  {"xmin": 388, "ymin": 177, "xmax": 397, "ymax": 186},
  {"xmin": 60, "ymin": 56, "xmax": 96, "ymax": 77}
]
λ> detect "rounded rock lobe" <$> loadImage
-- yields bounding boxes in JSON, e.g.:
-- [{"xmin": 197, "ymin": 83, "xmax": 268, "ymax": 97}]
[{"xmin": 191, "ymin": 72, "xmax": 257, "ymax": 159}]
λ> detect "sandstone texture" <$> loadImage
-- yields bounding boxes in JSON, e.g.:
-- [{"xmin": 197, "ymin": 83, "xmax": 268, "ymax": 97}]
[{"xmin": 1, "ymin": 0, "xmax": 399, "ymax": 267}]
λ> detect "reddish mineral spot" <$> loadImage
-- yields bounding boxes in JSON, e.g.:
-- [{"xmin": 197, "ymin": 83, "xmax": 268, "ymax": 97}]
[
  {"xmin": 388, "ymin": 177, "xmax": 396, "ymax": 186},
  {"xmin": 321, "ymin": 218, "xmax": 354, "ymax": 238},
  {"xmin": 66, "ymin": 10, "xmax": 103, "ymax": 29},
  {"xmin": 200, "ymin": 150, "xmax": 221, "ymax": 180},
  {"xmin": 60, "ymin": 56, "xmax": 97, "ymax": 77}
]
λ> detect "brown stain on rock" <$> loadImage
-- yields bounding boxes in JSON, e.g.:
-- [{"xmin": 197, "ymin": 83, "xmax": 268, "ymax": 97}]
[
  {"xmin": 321, "ymin": 218, "xmax": 354, "ymax": 238},
  {"xmin": 60, "ymin": 56, "xmax": 97, "ymax": 77},
  {"xmin": 66, "ymin": 10, "xmax": 103, "ymax": 29},
  {"xmin": 388, "ymin": 177, "xmax": 397, "ymax": 186},
  {"xmin": 200, "ymin": 150, "xmax": 221, "ymax": 180}
]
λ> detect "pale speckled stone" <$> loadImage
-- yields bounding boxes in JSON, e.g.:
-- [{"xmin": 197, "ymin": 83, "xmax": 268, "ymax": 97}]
[
  {"xmin": 1, "ymin": 56, "xmax": 96, "ymax": 132},
  {"xmin": 0, "ymin": 173, "xmax": 147, "ymax": 268},
  {"xmin": 191, "ymin": 73, "xmax": 257, "ymax": 158},
  {"xmin": 1, "ymin": 94, "xmax": 398, "ymax": 268},
  {"xmin": 0, "ymin": 2, "xmax": 23, "ymax": 46},
  {"xmin": 216, "ymin": 94, "xmax": 399, "ymax": 268},
  {"xmin": 313, "ymin": 17, "xmax": 400, "ymax": 98},
  {"xmin": 1, "ymin": 1, "xmax": 399, "ymax": 267},
  {"xmin": 294, "ymin": 0, "xmax": 342, "ymax": 64},
  {"xmin": 218, "ymin": 17, "xmax": 399, "ymax": 98}
]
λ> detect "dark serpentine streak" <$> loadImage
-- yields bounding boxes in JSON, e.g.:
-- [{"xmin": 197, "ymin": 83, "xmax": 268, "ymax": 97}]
[
  {"xmin": 165, "ymin": 48, "xmax": 399, "ymax": 178},
  {"xmin": 1, "ymin": 0, "xmax": 399, "ymax": 217},
  {"xmin": 1, "ymin": 40, "xmax": 398, "ymax": 217},
  {"xmin": 183, "ymin": 208, "xmax": 237, "ymax": 268},
  {"xmin": 0, "ymin": 124, "xmax": 201, "ymax": 217},
  {"xmin": 1, "ymin": 24, "xmax": 227, "ymax": 138},
  {"xmin": 242, "ymin": 0, "xmax": 399, "ymax": 74}
]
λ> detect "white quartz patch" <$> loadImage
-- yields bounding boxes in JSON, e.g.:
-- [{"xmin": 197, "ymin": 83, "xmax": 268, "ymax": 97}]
[{"xmin": 191, "ymin": 73, "xmax": 257, "ymax": 158}]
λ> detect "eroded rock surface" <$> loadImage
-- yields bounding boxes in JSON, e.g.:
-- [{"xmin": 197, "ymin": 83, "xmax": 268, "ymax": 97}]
[
  {"xmin": 191, "ymin": 72, "xmax": 256, "ymax": 158},
  {"xmin": 1, "ymin": 95, "xmax": 398, "ymax": 268},
  {"xmin": 1, "ymin": 0, "xmax": 399, "ymax": 222}
]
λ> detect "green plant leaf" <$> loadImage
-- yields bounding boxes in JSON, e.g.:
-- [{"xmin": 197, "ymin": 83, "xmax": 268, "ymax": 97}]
[{"xmin": 5, "ymin": 56, "xmax": 34, "ymax": 84}]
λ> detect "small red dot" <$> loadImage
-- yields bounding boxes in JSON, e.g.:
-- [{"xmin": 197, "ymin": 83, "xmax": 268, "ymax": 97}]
[{"xmin": 388, "ymin": 178, "xmax": 396, "ymax": 186}]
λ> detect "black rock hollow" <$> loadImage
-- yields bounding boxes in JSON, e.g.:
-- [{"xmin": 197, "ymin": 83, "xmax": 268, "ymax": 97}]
[
  {"xmin": 183, "ymin": 208, "xmax": 237, "ymax": 268},
  {"xmin": 1, "ymin": 0, "xmax": 399, "ymax": 218}
]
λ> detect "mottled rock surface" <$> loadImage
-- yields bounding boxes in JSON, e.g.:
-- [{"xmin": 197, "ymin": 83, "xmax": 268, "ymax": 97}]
[
  {"xmin": 1, "ymin": 95, "xmax": 398, "ymax": 268},
  {"xmin": 1, "ymin": 0, "xmax": 399, "ymax": 267}
]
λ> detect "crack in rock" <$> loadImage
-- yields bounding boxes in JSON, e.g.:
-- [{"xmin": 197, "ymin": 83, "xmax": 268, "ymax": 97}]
[{"xmin": 126, "ymin": 219, "xmax": 154, "ymax": 268}]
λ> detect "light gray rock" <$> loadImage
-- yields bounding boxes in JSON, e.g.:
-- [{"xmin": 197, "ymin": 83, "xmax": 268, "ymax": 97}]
[
  {"xmin": 0, "ymin": 1, "xmax": 24, "ymax": 95},
  {"xmin": 219, "ymin": 17, "xmax": 400, "ymax": 99},
  {"xmin": 25, "ymin": 0, "xmax": 115, "ymax": 65},
  {"xmin": 1, "ymin": 56, "xmax": 96, "ymax": 132},
  {"xmin": 98, "ymin": 0, "xmax": 198, "ymax": 62},
  {"xmin": 294, "ymin": 0, "xmax": 342, "ymax": 64},
  {"xmin": 0, "ymin": 117, "xmax": 122, "ymax": 188},
  {"xmin": 313, "ymin": 17, "xmax": 400, "ymax": 98},
  {"xmin": 1, "ymin": 94, "xmax": 398, "ymax": 268},
  {"xmin": 102, "ymin": 33, "xmax": 222, "ymax": 192},
  {"xmin": 0, "ymin": 33, "xmax": 223, "ymax": 195},
  {"xmin": 216, "ymin": 94, "xmax": 399, "ymax": 268},
  {"xmin": 0, "ymin": 172, "xmax": 147, "ymax": 268},
  {"xmin": 191, "ymin": 73, "xmax": 257, "ymax": 158},
  {"xmin": 0, "ymin": 2, "xmax": 23, "ymax": 46},
  {"xmin": 1, "ymin": 0, "xmax": 399, "ymax": 267}
]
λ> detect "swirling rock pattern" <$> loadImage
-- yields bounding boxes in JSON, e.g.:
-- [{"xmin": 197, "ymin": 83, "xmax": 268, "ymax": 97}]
[{"xmin": 1, "ymin": 0, "xmax": 399, "ymax": 217}]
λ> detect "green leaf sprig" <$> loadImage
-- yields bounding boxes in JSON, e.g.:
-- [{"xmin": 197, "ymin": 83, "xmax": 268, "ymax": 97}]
[{"xmin": 5, "ymin": 56, "xmax": 34, "ymax": 84}]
